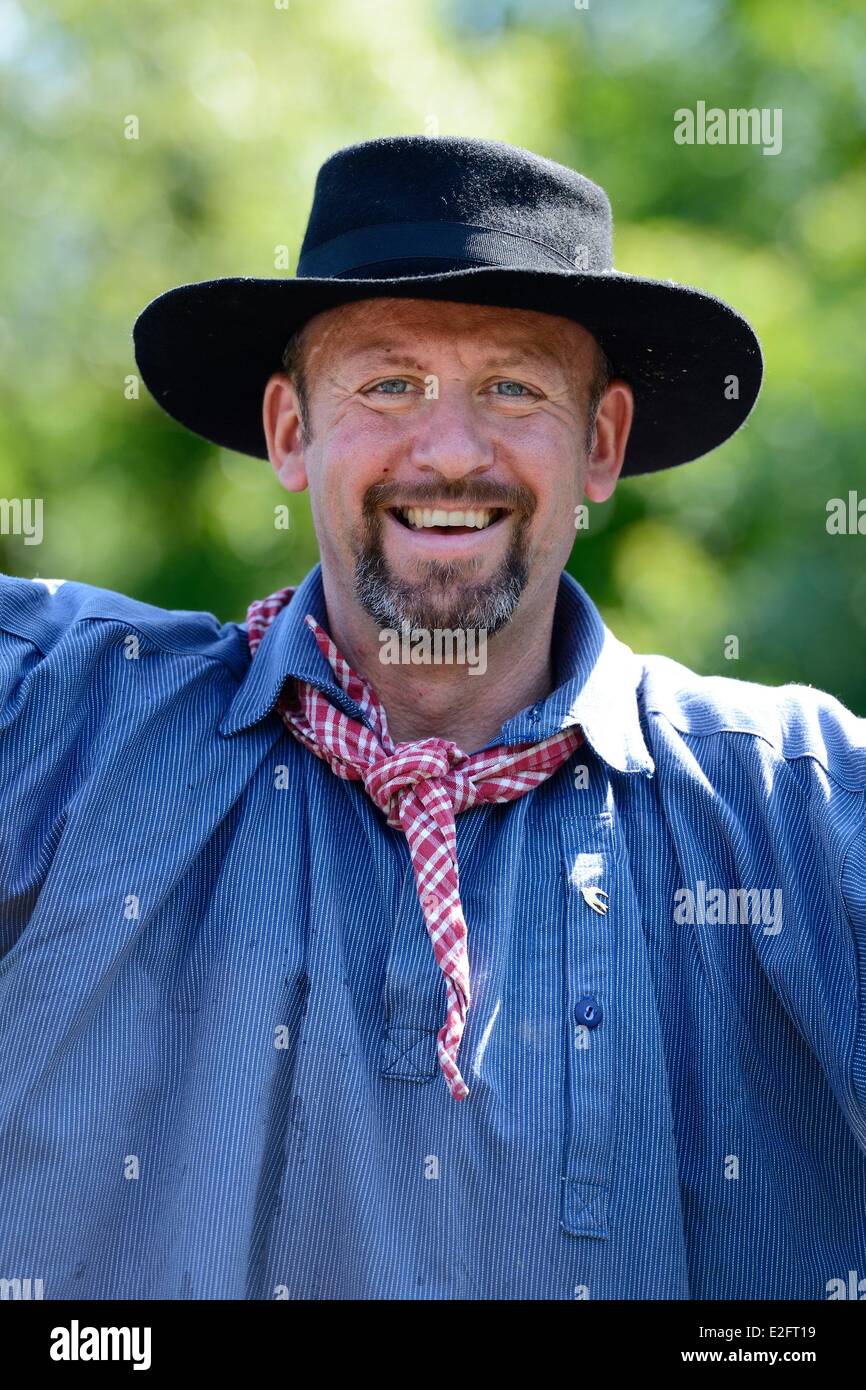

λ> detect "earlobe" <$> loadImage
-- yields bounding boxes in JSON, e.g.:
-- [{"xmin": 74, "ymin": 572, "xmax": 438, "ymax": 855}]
[{"xmin": 263, "ymin": 373, "xmax": 309, "ymax": 492}]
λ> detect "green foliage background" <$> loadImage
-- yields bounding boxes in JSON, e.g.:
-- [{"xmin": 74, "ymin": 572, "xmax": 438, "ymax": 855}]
[{"xmin": 1, "ymin": 0, "xmax": 864, "ymax": 708}]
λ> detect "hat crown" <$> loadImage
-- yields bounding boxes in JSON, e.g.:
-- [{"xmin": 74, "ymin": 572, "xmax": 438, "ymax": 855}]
[{"xmin": 296, "ymin": 134, "xmax": 613, "ymax": 280}]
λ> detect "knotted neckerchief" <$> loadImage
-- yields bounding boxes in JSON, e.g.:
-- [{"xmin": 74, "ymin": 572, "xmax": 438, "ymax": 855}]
[{"xmin": 246, "ymin": 586, "xmax": 584, "ymax": 1100}]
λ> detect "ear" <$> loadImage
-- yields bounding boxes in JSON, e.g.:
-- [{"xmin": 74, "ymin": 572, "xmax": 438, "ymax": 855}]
[
  {"xmin": 262, "ymin": 373, "xmax": 309, "ymax": 492},
  {"xmin": 583, "ymin": 379, "xmax": 634, "ymax": 504}
]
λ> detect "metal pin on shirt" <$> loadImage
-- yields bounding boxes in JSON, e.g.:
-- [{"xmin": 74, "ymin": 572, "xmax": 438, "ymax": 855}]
[{"xmin": 580, "ymin": 885, "xmax": 609, "ymax": 915}]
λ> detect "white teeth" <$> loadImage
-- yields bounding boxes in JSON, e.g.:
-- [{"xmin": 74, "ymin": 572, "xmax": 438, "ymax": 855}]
[{"xmin": 397, "ymin": 507, "xmax": 496, "ymax": 530}]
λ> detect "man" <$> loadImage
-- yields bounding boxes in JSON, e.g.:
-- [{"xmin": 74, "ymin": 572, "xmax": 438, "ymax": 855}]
[{"xmin": 0, "ymin": 135, "xmax": 864, "ymax": 1301}]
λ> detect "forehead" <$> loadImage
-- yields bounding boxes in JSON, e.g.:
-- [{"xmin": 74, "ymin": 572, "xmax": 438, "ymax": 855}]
[{"xmin": 299, "ymin": 296, "xmax": 594, "ymax": 373}]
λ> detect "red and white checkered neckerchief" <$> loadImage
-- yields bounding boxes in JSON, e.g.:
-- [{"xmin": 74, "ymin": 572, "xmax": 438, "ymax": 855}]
[{"xmin": 246, "ymin": 586, "xmax": 584, "ymax": 1101}]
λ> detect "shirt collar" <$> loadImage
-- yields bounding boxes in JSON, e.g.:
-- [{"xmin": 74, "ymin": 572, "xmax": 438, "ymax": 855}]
[
  {"xmin": 219, "ymin": 563, "xmax": 654, "ymax": 778},
  {"xmin": 219, "ymin": 564, "xmax": 360, "ymax": 736}
]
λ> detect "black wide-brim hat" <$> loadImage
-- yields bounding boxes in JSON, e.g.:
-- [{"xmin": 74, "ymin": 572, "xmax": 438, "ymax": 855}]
[{"xmin": 133, "ymin": 134, "xmax": 763, "ymax": 477}]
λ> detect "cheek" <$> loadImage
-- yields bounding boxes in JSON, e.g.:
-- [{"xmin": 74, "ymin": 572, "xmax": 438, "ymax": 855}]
[
  {"xmin": 520, "ymin": 454, "xmax": 584, "ymax": 551},
  {"xmin": 321, "ymin": 415, "xmax": 402, "ymax": 506},
  {"xmin": 310, "ymin": 455, "xmax": 382, "ymax": 542},
  {"xmin": 332, "ymin": 404, "xmax": 400, "ymax": 452},
  {"xmin": 516, "ymin": 446, "xmax": 577, "ymax": 510}
]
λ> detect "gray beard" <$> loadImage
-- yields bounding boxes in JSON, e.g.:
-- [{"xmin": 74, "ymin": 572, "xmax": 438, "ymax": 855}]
[{"xmin": 353, "ymin": 514, "xmax": 532, "ymax": 635}]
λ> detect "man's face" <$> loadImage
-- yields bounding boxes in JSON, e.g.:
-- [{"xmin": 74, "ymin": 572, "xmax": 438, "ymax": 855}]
[{"xmin": 264, "ymin": 297, "xmax": 631, "ymax": 634}]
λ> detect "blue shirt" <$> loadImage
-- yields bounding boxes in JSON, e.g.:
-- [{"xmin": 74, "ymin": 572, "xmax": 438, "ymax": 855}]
[{"xmin": 0, "ymin": 562, "xmax": 865, "ymax": 1301}]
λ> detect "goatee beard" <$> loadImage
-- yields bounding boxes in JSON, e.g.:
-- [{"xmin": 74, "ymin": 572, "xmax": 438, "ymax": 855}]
[{"xmin": 352, "ymin": 488, "xmax": 534, "ymax": 634}]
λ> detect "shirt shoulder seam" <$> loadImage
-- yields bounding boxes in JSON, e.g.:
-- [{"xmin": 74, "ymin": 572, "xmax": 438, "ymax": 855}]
[
  {"xmin": 646, "ymin": 706, "xmax": 866, "ymax": 796},
  {"xmin": 0, "ymin": 605, "xmax": 246, "ymax": 676}
]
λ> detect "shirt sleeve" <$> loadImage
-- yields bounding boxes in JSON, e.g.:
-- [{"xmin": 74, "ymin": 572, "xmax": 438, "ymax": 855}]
[
  {"xmin": 840, "ymin": 807, "xmax": 866, "ymax": 1145},
  {"xmin": 0, "ymin": 574, "xmax": 114, "ymax": 960},
  {"xmin": 776, "ymin": 683, "xmax": 866, "ymax": 1156}
]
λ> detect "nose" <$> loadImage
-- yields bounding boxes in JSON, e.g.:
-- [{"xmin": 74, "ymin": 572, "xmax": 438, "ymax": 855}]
[{"xmin": 409, "ymin": 382, "xmax": 494, "ymax": 482}]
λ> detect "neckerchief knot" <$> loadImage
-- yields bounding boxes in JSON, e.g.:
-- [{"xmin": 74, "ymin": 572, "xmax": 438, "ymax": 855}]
[{"xmin": 363, "ymin": 737, "xmax": 467, "ymax": 825}]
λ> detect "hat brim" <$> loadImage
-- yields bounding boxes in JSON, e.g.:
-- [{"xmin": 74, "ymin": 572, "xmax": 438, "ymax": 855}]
[{"xmin": 132, "ymin": 265, "xmax": 763, "ymax": 477}]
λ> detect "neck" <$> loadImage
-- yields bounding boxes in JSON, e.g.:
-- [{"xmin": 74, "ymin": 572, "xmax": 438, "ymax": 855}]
[{"xmin": 319, "ymin": 570, "xmax": 559, "ymax": 753}]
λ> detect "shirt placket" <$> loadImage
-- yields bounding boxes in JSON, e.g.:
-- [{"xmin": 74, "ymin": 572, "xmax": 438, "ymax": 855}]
[{"xmin": 557, "ymin": 782, "xmax": 621, "ymax": 1240}]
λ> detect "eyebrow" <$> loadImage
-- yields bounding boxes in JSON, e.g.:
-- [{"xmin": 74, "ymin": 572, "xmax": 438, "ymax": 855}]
[{"xmin": 341, "ymin": 339, "xmax": 565, "ymax": 373}]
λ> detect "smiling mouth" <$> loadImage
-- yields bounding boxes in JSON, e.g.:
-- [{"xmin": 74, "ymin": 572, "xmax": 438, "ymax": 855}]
[{"xmin": 388, "ymin": 506, "xmax": 510, "ymax": 535}]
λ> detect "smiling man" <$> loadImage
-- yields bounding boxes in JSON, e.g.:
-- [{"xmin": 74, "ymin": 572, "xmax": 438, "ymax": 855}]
[{"xmin": 0, "ymin": 135, "xmax": 865, "ymax": 1302}]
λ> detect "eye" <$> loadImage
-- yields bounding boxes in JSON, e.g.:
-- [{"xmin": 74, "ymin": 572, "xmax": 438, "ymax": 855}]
[
  {"xmin": 363, "ymin": 377, "xmax": 416, "ymax": 396},
  {"xmin": 490, "ymin": 379, "xmax": 542, "ymax": 399}
]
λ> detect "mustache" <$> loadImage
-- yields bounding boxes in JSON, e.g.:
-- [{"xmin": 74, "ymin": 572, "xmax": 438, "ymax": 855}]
[{"xmin": 362, "ymin": 478, "xmax": 535, "ymax": 520}]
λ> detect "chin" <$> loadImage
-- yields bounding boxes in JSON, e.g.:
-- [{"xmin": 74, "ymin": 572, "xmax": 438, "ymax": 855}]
[{"xmin": 357, "ymin": 561, "xmax": 528, "ymax": 637}]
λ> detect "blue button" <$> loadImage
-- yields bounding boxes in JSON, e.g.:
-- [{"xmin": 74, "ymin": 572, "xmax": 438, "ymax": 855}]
[{"xmin": 575, "ymin": 995, "xmax": 603, "ymax": 1029}]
